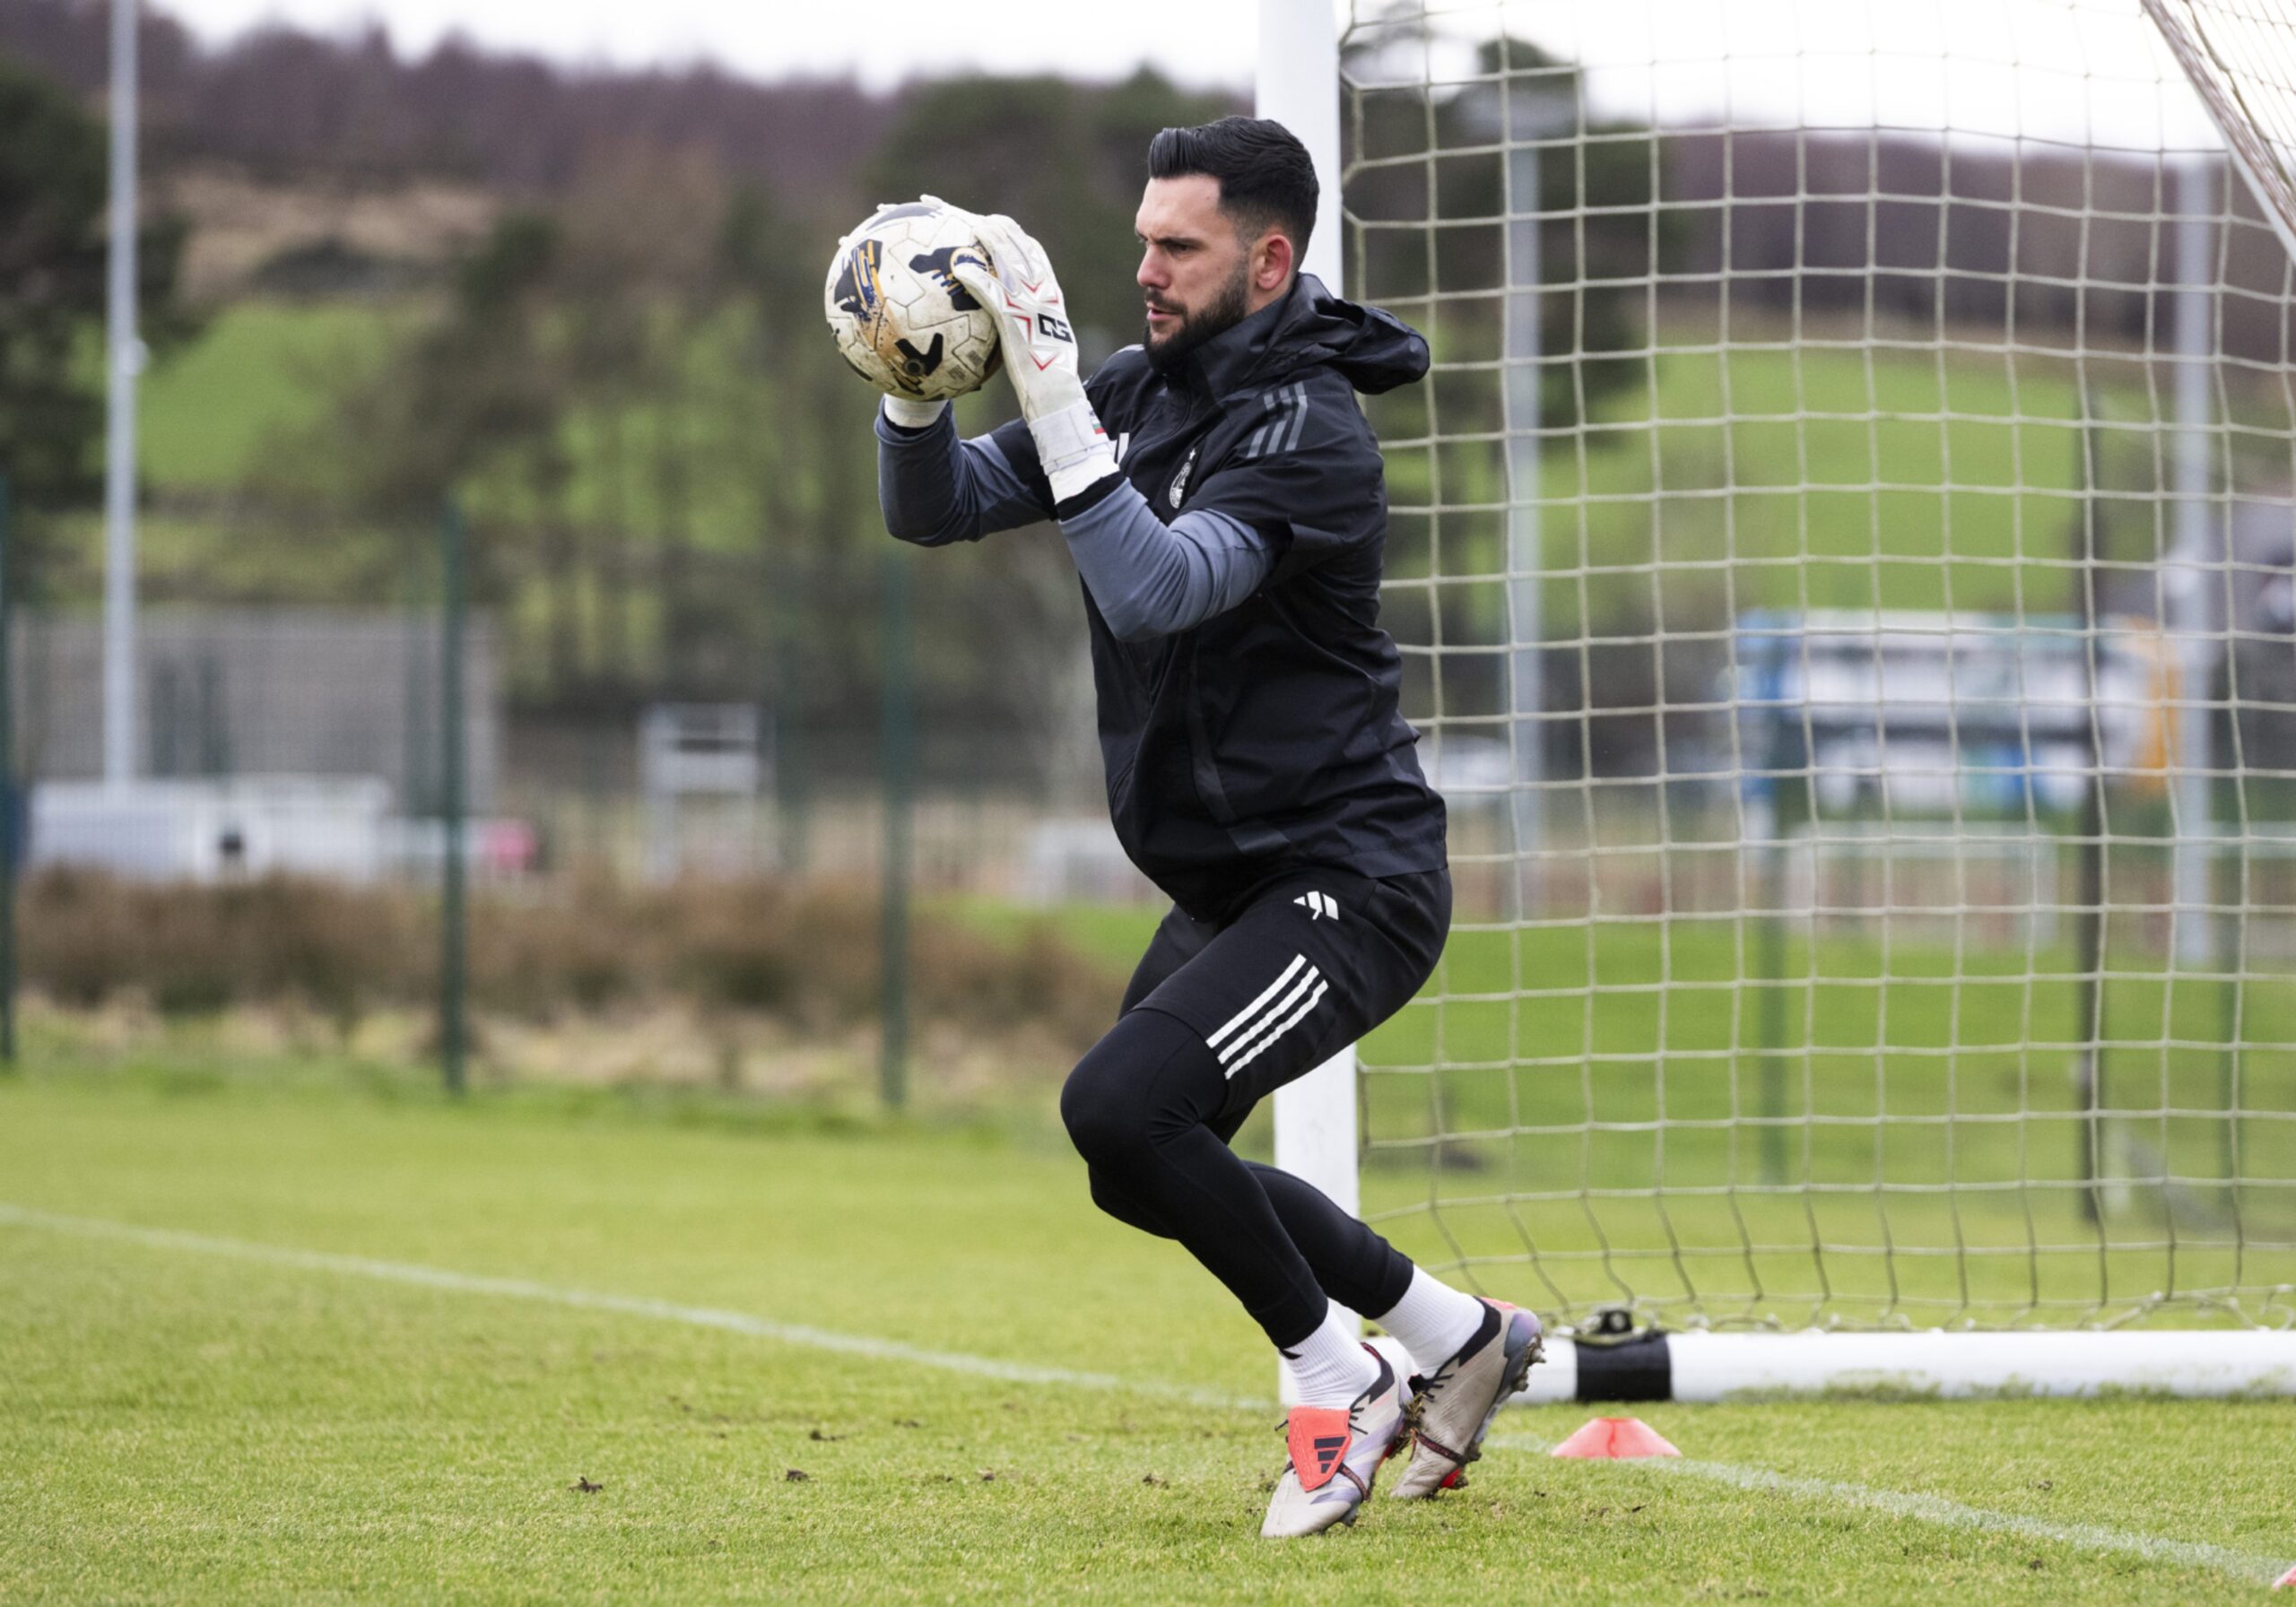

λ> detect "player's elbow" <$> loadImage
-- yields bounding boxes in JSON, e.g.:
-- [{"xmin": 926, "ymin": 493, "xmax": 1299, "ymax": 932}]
[
  {"xmin": 881, "ymin": 505, "xmax": 964, "ymax": 547},
  {"xmin": 1102, "ymin": 604, "xmax": 1175, "ymax": 644},
  {"xmin": 876, "ymin": 485, "xmax": 978, "ymax": 547},
  {"xmin": 1095, "ymin": 576, "xmax": 1193, "ymax": 641},
  {"xmin": 875, "ymin": 443, "xmax": 980, "ymax": 546}
]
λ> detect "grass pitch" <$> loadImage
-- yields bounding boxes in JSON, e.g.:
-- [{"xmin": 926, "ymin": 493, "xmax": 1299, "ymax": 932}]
[{"xmin": 3, "ymin": 1063, "xmax": 2291, "ymax": 1603}]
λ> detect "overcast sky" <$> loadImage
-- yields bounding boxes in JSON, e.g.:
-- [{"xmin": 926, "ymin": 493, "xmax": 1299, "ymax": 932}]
[{"xmin": 153, "ymin": 0, "xmax": 2223, "ymax": 151}]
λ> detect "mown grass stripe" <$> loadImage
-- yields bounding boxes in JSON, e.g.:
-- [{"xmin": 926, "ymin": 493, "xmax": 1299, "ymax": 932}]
[
  {"xmin": 1487, "ymin": 1433, "xmax": 2292, "ymax": 1587},
  {"xmin": 0, "ymin": 1202, "xmax": 1257, "ymax": 1411}
]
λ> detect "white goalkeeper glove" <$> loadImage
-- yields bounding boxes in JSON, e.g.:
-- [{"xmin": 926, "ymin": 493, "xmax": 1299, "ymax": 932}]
[{"xmin": 946, "ymin": 210, "xmax": 1118, "ymax": 505}]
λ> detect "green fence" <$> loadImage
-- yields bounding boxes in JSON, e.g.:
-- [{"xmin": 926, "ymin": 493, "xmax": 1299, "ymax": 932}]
[{"xmin": 0, "ymin": 490, "xmax": 475, "ymax": 1090}]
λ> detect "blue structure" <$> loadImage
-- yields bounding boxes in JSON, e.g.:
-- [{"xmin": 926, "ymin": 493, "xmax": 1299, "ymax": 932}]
[{"xmin": 1729, "ymin": 610, "xmax": 2161, "ymax": 830}]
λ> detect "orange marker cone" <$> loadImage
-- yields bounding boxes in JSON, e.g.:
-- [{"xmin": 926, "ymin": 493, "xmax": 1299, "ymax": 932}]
[
  {"xmin": 1551, "ymin": 1416, "xmax": 1682, "ymax": 1459},
  {"xmin": 2274, "ymin": 1564, "xmax": 2294, "ymax": 1590}
]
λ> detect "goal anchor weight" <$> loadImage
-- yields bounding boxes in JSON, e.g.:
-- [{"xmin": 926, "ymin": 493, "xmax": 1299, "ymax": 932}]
[{"xmin": 1509, "ymin": 1329, "xmax": 2296, "ymax": 1403}]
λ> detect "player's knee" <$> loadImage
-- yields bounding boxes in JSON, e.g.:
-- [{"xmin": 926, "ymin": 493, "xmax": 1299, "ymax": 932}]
[
  {"xmin": 1059, "ymin": 1009, "xmax": 1213, "ymax": 1171},
  {"xmin": 1060, "ymin": 1043, "xmax": 1147, "ymax": 1170}
]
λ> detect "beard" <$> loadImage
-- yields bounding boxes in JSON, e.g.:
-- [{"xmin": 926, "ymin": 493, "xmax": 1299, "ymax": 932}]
[{"xmin": 1143, "ymin": 258, "xmax": 1254, "ymax": 377}]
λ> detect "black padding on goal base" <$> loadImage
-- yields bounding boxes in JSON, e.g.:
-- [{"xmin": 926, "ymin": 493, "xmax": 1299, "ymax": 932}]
[{"xmin": 1574, "ymin": 1329, "xmax": 1673, "ymax": 1403}]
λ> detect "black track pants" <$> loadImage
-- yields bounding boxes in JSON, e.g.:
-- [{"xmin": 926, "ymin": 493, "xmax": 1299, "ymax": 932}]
[{"xmin": 1058, "ymin": 866, "xmax": 1449, "ymax": 1349}]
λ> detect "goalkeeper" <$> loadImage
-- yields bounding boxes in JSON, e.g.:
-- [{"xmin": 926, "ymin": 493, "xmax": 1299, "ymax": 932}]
[{"xmin": 874, "ymin": 116, "xmax": 1540, "ymax": 1538}]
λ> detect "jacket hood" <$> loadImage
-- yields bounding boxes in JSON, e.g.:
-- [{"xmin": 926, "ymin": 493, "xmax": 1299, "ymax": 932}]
[{"xmin": 1190, "ymin": 273, "xmax": 1431, "ymax": 398}]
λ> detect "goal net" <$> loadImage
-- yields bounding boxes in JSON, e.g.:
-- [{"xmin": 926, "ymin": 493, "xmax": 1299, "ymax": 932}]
[{"xmin": 1330, "ymin": 0, "xmax": 2296, "ymax": 1342}]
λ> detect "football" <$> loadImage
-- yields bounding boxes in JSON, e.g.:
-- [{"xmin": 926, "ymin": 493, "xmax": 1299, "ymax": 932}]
[{"xmin": 822, "ymin": 201, "xmax": 1003, "ymax": 402}]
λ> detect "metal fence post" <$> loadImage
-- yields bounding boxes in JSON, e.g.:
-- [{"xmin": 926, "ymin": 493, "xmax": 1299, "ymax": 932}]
[
  {"xmin": 880, "ymin": 544, "xmax": 912, "ymax": 1111},
  {"xmin": 439, "ymin": 502, "xmax": 468, "ymax": 1095},
  {"xmin": 776, "ymin": 558, "xmax": 810, "ymax": 873},
  {"xmin": 2072, "ymin": 406, "xmax": 2109, "ymax": 1224},
  {"xmin": 0, "ymin": 474, "xmax": 15, "ymax": 1068}
]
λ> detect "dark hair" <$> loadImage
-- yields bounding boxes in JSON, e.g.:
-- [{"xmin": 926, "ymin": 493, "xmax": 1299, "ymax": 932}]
[{"xmin": 1145, "ymin": 116, "xmax": 1319, "ymax": 264}]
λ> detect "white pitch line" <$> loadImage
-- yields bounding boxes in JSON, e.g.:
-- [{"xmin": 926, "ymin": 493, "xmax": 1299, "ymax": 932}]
[
  {"xmin": 1485, "ymin": 1434, "xmax": 2292, "ymax": 1588},
  {"xmin": 0, "ymin": 1203, "xmax": 1257, "ymax": 1412},
  {"xmin": 8, "ymin": 1200, "xmax": 2284, "ymax": 1586}
]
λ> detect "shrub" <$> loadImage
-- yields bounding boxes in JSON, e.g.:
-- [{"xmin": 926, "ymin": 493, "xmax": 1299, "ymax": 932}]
[{"xmin": 17, "ymin": 869, "xmax": 1125, "ymax": 1053}]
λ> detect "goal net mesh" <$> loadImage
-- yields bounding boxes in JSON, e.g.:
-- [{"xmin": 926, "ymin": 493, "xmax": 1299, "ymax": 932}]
[{"xmin": 1341, "ymin": 0, "xmax": 2296, "ymax": 1331}]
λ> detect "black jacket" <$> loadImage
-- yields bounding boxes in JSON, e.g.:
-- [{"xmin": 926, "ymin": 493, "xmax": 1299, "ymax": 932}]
[{"xmin": 882, "ymin": 273, "xmax": 1446, "ymax": 921}]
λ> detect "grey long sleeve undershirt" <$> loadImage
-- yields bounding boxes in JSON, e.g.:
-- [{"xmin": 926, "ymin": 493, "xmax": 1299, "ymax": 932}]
[
  {"xmin": 1057, "ymin": 478, "xmax": 1271, "ymax": 641},
  {"xmin": 876, "ymin": 405, "xmax": 1274, "ymax": 641},
  {"xmin": 874, "ymin": 406, "xmax": 1046, "ymax": 546}
]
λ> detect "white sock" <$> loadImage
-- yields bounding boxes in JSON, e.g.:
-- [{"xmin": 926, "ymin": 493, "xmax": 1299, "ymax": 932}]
[
  {"xmin": 1374, "ymin": 1266, "xmax": 1490, "ymax": 1374},
  {"xmin": 1280, "ymin": 1303, "xmax": 1380, "ymax": 1410}
]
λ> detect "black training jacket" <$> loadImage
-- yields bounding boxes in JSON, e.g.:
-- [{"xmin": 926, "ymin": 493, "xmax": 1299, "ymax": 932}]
[{"xmin": 900, "ymin": 273, "xmax": 1446, "ymax": 921}]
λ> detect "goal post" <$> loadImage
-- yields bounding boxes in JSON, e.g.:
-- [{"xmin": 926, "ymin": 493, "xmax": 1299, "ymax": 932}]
[
  {"xmin": 1266, "ymin": 0, "xmax": 2296, "ymax": 1396},
  {"xmin": 1260, "ymin": 0, "xmax": 1366, "ymax": 1394}
]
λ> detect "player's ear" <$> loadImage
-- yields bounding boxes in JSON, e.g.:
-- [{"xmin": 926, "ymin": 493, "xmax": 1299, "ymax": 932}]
[{"xmin": 1256, "ymin": 230, "xmax": 1294, "ymax": 294}]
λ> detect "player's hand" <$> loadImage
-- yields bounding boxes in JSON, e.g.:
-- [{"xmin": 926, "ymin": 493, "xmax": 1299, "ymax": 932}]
[
  {"xmin": 947, "ymin": 212, "xmax": 1079, "ymax": 416},
  {"xmin": 946, "ymin": 209, "xmax": 1118, "ymax": 505}
]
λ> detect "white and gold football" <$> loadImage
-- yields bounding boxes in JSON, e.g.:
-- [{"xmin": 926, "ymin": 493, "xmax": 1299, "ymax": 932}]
[{"xmin": 823, "ymin": 201, "xmax": 1003, "ymax": 402}]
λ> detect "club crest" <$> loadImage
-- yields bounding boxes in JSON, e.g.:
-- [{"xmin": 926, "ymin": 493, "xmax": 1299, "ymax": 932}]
[{"xmin": 1169, "ymin": 443, "xmax": 1200, "ymax": 509}]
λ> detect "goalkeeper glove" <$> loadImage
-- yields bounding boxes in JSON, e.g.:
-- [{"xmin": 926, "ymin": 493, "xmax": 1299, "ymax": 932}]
[{"xmin": 946, "ymin": 211, "xmax": 1118, "ymax": 506}]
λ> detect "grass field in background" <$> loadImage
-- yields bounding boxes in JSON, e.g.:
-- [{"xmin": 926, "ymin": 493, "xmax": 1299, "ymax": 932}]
[
  {"xmin": 129, "ymin": 299, "xmax": 2203, "ymax": 621},
  {"xmin": 1376, "ymin": 319, "xmax": 2254, "ymax": 629},
  {"xmin": 140, "ymin": 300, "xmax": 407, "ymax": 493},
  {"xmin": 4, "ymin": 1065, "xmax": 2292, "ymax": 1603}
]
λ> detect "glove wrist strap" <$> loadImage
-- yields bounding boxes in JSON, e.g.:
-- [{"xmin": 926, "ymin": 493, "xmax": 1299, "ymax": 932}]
[
  {"xmin": 1031, "ymin": 397, "xmax": 1118, "ymax": 507},
  {"xmin": 881, "ymin": 395, "xmax": 949, "ymax": 430}
]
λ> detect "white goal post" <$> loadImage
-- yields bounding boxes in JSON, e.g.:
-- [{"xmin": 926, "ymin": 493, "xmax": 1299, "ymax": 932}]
[
  {"xmin": 1260, "ymin": 0, "xmax": 1369, "ymax": 1399},
  {"xmin": 1263, "ymin": 0, "xmax": 2296, "ymax": 1398}
]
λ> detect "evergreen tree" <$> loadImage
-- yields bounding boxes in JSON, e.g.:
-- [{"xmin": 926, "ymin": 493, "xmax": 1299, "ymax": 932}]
[{"xmin": 0, "ymin": 56, "xmax": 186, "ymax": 521}]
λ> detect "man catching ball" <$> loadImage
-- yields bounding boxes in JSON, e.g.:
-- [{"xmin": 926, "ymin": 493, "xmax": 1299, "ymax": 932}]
[{"xmin": 874, "ymin": 115, "xmax": 1542, "ymax": 1538}]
